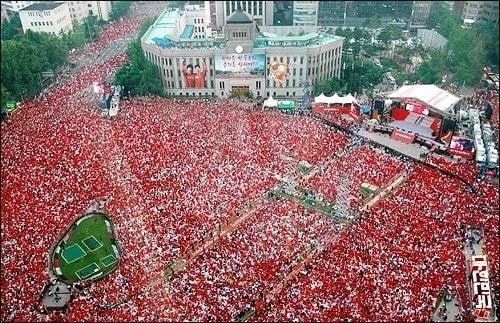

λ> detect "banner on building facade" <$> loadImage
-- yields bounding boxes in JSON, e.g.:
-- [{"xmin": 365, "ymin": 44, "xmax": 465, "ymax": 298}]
[
  {"xmin": 268, "ymin": 61, "xmax": 290, "ymax": 86},
  {"xmin": 214, "ymin": 54, "xmax": 265, "ymax": 78},
  {"xmin": 181, "ymin": 58, "xmax": 209, "ymax": 89}
]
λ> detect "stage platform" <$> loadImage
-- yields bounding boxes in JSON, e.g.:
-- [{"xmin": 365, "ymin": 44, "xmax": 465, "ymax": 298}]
[
  {"xmin": 389, "ymin": 120, "xmax": 434, "ymax": 138},
  {"xmin": 357, "ymin": 129, "xmax": 430, "ymax": 160}
]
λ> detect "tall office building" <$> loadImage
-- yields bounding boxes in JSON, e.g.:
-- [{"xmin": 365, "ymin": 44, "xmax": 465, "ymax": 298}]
[
  {"xmin": 410, "ymin": 1, "xmax": 432, "ymax": 29},
  {"xmin": 214, "ymin": 1, "xmax": 273, "ymax": 26},
  {"xmin": 293, "ymin": 1, "xmax": 319, "ymax": 26},
  {"xmin": 317, "ymin": 1, "xmax": 346, "ymax": 26},
  {"xmin": 462, "ymin": 1, "xmax": 499, "ymax": 24}
]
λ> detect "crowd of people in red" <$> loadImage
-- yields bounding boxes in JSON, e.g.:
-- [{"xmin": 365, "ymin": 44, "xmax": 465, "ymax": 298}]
[
  {"xmin": 1, "ymin": 2, "xmax": 499, "ymax": 321},
  {"xmin": 260, "ymin": 163, "xmax": 499, "ymax": 322},
  {"xmin": 68, "ymin": 1, "xmax": 167, "ymax": 64},
  {"xmin": 306, "ymin": 144, "xmax": 407, "ymax": 208}
]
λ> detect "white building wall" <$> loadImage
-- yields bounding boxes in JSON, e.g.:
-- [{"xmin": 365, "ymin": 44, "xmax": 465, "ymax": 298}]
[
  {"xmin": 417, "ymin": 29, "xmax": 448, "ymax": 49},
  {"xmin": 2, "ymin": 1, "xmax": 38, "ymax": 12},
  {"xmin": 19, "ymin": 2, "xmax": 73, "ymax": 35},
  {"xmin": 68, "ymin": 1, "xmax": 112, "ymax": 23},
  {"xmin": 141, "ymin": 39, "xmax": 343, "ymax": 99}
]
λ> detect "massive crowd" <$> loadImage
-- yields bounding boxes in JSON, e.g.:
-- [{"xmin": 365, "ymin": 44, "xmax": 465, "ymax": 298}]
[
  {"xmin": 260, "ymin": 163, "xmax": 499, "ymax": 322},
  {"xmin": 1, "ymin": 4, "xmax": 499, "ymax": 322}
]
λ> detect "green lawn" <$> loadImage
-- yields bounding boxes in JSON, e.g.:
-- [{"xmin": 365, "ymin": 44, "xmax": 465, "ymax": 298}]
[{"xmin": 58, "ymin": 214, "xmax": 118, "ymax": 282}]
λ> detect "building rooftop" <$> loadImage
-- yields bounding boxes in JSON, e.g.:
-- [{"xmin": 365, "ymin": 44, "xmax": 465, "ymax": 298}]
[
  {"xmin": 20, "ymin": 2, "xmax": 64, "ymax": 11},
  {"xmin": 142, "ymin": 7, "xmax": 341, "ymax": 50},
  {"xmin": 388, "ymin": 84, "xmax": 461, "ymax": 113},
  {"xmin": 226, "ymin": 9, "xmax": 253, "ymax": 24}
]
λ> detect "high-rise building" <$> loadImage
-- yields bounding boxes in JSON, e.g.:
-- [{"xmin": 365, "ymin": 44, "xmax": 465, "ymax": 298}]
[
  {"xmin": 293, "ymin": 1, "xmax": 318, "ymax": 26},
  {"xmin": 317, "ymin": 1, "xmax": 346, "ymax": 27},
  {"xmin": 442, "ymin": 1, "xmax": 455, "ymax": 11},
  {"xmin": 462, "ymin": 1, "xmax": 498, "ymax": 24},
  {"xmin": 410, "ymin": 1, "xmax": 432, "ymax": 29},
  {"xmin": 214, "ymin": 1, "xmax": 273, "ymax": 26},
  {"xmin": 452, "ymin": 1, "xmax": 465, "ymax": 18}
]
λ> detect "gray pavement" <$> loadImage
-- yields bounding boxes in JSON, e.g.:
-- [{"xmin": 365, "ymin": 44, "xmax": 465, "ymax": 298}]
[{"xmin": 357, "ymin": 128, "xmax": 429, "ymax": 160}]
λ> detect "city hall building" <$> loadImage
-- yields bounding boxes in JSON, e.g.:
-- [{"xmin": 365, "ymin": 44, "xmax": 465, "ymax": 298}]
[{"xmin": 141, "ymin": 4, "xmax": 343, "ymax": 100}]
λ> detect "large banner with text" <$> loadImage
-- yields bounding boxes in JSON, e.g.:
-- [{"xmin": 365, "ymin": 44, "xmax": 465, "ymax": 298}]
[{"xmin": 214, "ymin": 54, "xmax": 265, "ymax": 78}]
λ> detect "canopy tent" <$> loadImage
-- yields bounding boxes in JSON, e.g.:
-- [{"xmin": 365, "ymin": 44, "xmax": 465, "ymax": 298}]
[
  {"xmin": 263, "ymin": 96, "xmax": 278, "ymax": 108},
  {"xmin": 277, "ymin": 100, "xmax": 295, "ymax": 111},
  {"xmin": 388, "ymin": 84, "xmax": 461, "ymax": 114},
  {"xmin": 314, "ymin": 93, "xmax": 359, "ymax": 105},
  {"xmin": 314, "ymin": 93, "xmax": 328, "ymax": 104}
]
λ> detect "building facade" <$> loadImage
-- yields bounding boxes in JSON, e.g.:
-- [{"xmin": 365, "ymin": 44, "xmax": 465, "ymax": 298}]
[
  {"xmin": 462, "ymin": 1, "xmax": 499, "ymax": 24},
  {"xmin": 214, "ymin": 1, "xmax": 273, "ymax": 26},
  {"xmin": 19, "ymin": 2, "xmax": 72, "ymax": 35},
  {"xmin": 318, "ymin": 1, "xmax": 346, "ymax": 27},
  {"xmin": 293, "ymin": 1, "xmax": 318, "ymax": 26},
  {"xmin": 2, "ymin": 1, "xmax": 38, "ymax": 13},
  {"xmin": 67, "ymin": 1, "xmax": 112, "ymax": 23},
  {"xmin": 142, "ymin": 7, "xmax": 343, "ymax": 100},
  {"xmin": 410, "ymin": 1, "xmax": 432, "ymax": 29}
]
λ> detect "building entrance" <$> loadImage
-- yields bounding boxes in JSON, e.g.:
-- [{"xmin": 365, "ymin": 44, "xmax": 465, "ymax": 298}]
[{"xmin": 231, "ymin": 86, "xmax": 250, "ymax": 97}]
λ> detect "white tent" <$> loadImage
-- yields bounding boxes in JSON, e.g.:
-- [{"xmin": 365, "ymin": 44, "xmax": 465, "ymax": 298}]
[
  {"xmin": 314, "ymin": 93, "xmax": 328, "ymax": 104},
  {"xmin": 315, "ymin": 93, "xmax": 358, "ymax": 105},
  {"xmin": 343, "ymin": 93, "xmax": 356, "ymax": 104},
  {"xmin": 388, "ymin": 84, "xmax": 460, "ymax": 113},
  {"xmin": 263, "ymin": 96, "xmax": 278, "ymax": 107}
]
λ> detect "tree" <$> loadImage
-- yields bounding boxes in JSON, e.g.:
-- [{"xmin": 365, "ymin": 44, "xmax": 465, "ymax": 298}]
[
  {"xmin": 62, "ymin": 23, "xmax": 87, "ymax": 50},
  {"xmin": 314, "ymin": 78, "xmax": 342, "ymax": 96},
  {"xmin": 114, "ymin": 19, "xmax": 163, "ymax": 97},
  {"xmin": 377, "ymin": 25, "xmax": 403, "ymax": 46},
  {"xmin": 426, "ymin": 1, "xmax": 461, "ymax": 38},
  {"xmin": 1, "ymin": 30, "xmax": 70, "ymax": 101},
  {"xmin": 110, "ymin": 1, "xmax": 132, "ymax": 21},
  {"xmin": 413, "ymin": 50, "xmax": 447, "ymax": 84},
  {"xmin": 82, "ymin": 15, "xmax": 101, "ymax": 41},
  {"xmin": 23, "ymin": 30, "xmax": 68, "ymax": 69},
  {"xmin": 363, "ymin": 16, "xmax": 382, "ymax": 28},
  {"xmin": 1, "ymin": 39, "xmax": 45, "ymax": 100},
  {"xmin": 471, "ymin": 21, "xmax": 499, "ymax": 71},
  {"xmin": 1, "ymin": 13, "xmax": 21, "ymax": 41},
  {"xmin": 1, "ymin": 83, "xmax": 14, "ymax": 110}
]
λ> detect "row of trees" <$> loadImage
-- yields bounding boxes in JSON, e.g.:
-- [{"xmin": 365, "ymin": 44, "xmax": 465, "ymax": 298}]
[
  {"xmin": 110, "ymin": 1, "xmax": 133, "ymax": 21},
  {"xmin": 314, "ymin": 59, "xmax": 385, "ymax": 96},
  {"xmin": 415, "ymin": 1, "xmax": 499, "ymax": 86},
  {"xmin": 114, "ymin": 18, "xmax": 163, "ymax": 97},
  {"xmin": 1, "ymin": 2, "xmax": 134, "ymax": 110},
  {"xmin": 1, "ymin": 31, "xmax": 69, "ymax": 107}
]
